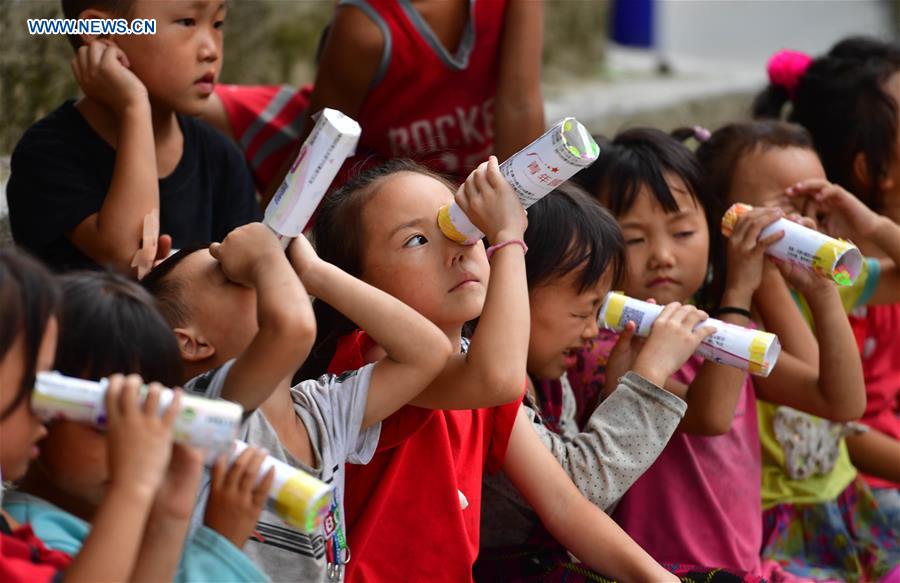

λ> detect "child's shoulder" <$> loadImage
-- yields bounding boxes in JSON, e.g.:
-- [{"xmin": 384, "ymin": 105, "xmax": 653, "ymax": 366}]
[{"xmin": 12, "ymin": 100, "xmax": 96, "ymax": 157}]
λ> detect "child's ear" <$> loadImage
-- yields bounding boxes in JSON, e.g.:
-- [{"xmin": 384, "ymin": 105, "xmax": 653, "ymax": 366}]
[
  {"xmin": 853, "ymin": 151, "xmax": 896, "ymax": 195},
  {"xmin": 75, "ymin": 8, "xmax": 115, "ymax": 46},
  {"xmin": 174, "ymin": 327, "xmax": 216, "ymax": 362}
]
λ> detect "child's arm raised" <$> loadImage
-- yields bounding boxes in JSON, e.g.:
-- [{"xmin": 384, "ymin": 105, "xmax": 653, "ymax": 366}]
[
  {"xmin": 62, "ymin": 376, "xmax": 177, "ymax": 582},
  {"xmin": 536, "ymin": 304, "xmax": 712, "ymax": 511},
  {"xmin": 788, "ymin": 178, "xmax": 900, "ymax": 305},
  {"xmin": 288, "ymin": 235, "xmax": 452, "ymax": 429},
  {"xmin": 668, "ymin": 207, "xmax": 786, "ymax": 435},
  {"xmin": 753, "ymin": 252, "xmax": 866, "ymax": 421},
  {"xmin": 503, "ymin": 409, "xmax": 677, "ymax": 582},
  {"xmin": 208, "ymin": 223, "xmax": 316, "ymax": 412},
  {"xmin": 493, "ymin": 0, "xmax": 545, "ymax": 160},
  {"xmin": 413, "ymin": 156, "xmax": 530, "ymax": 409},
  {"xmin": 67, "ymin": 40, "xmax": 159, "ymax": 274}
]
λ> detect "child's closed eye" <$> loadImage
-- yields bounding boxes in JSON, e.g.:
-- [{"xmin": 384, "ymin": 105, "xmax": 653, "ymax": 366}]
[
  {"xmin": 674, "ymin": 231, "xmax": 694, "ymax": 239},
  {"xmin": 625, "ymin": 237, "xmax": 645, "ymax": 246},
  {"xmin": 175, "ymin": 18, "xmax": 196, "ymax": 27},
  {"xmin": 403, "ymin": 234, "xmax": 428, "ymax": 248}
]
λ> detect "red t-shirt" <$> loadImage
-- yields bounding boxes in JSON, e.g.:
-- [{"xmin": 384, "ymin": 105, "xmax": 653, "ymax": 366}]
[
  {"xmin": 214, "ymin": 83, "xmax": 313, "ymax": 192},
  {"xmin": 328, "ymin": 331, "xmax": 521, "ymax": 582},
  {"xmin": 849, "ymin": 304, "xmax": 900, "ymax": 489},
  {"xmin": 351, "ymin": 0, "xmax": 506, "ymax": 179},
  {"xmin": 0, "ymin": 516, "xmax": 72, "ymax": 583}
]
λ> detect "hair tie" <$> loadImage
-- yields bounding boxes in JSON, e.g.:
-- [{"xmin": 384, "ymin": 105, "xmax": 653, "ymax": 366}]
[
  {"xmin": 767, "ymin": 50, "xmax": 813, "ymax": 100},
  {"xmin": 693, "ymin": 126, "xmax": 711, "ymax": 143}
]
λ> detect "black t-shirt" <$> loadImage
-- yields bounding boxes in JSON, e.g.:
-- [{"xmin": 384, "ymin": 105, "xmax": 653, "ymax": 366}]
[{"xmin": 7, "ymin": 100, "xmax": 261, "ymax": 271}]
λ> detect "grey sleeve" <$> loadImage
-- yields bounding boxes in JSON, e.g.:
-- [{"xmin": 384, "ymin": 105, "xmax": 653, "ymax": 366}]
[
  {"xmin": 301, "ymin": 364, "xmax": 381, "ymax": 466},
  {"xmin": 183, "ymin": 359, "xmax": 237, "ymax": 401},
  {"xmin": 532, "ymin": 371, "xmax": 687, "ymax": 512}
]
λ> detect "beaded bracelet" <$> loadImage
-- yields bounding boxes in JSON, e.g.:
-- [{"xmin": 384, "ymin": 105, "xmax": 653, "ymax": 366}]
[{"xmin": 486, "ymin": 239, "xmax": 528, "ymax": 260}]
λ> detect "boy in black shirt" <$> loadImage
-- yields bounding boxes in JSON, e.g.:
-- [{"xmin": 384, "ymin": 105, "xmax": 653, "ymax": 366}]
[{"xmin": 8, "ymin": 0, "xmax": 260, "ymax": 274}]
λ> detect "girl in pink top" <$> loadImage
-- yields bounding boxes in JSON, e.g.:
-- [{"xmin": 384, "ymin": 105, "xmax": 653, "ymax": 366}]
[{"xmin": 575, "ymin": 128, "xmax": 866, "ymax": 576}]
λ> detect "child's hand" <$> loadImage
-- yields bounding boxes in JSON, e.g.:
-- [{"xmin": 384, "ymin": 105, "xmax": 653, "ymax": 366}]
[
  {"xmin": 769, "ymin": 214, "xmax": 835, "ymax": 297},
  {"xmin": 601, "ymin": 322, "xmax": 646, "ymax": 398},
  {"xmin": 209, "ymin": 222, "xmax": 283, "ymax": 287},
  {"xmin": 286, "ymin": 233, "xmax": 323, "ymax": 282},
  {"xmin": 70, "ymin": 40, "xmax": 148, "ymax": 115},
  {"xmin": 631, "ymin": 303, "xmax": 715, "ymax": 387},
  {"xmin": 786, "ymin": 179, "xmax": 881, "ymax": 242},
  {"xmin": 105, "ymin": 374, "xmax": 179, "ymax": 500},
  {"xmin": 724, "ymin": 207, "xmax": 785, "ymax": 299},
  {"xmin": 204, "ymin": 446, "xmax": 274, "ymax": 549},
  {"xmin": 150, "ymin": 443, "xmax": 205, "ymax": 522},
  {"xmin": 456, "ymin": 156, "xmax": 527, "ymax": 242}
]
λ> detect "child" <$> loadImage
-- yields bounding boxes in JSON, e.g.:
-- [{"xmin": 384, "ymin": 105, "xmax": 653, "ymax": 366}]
[
  {"xmin": 754, "ymin": 37, "xmax": 900, "ymax": 507},
  {"xmin": 3, "ymin": 270, "xmax": 271, "ymax": 582},
  {"xmin": 308, "ymin": 157, "xmax": 692, "ymax": 581},
  {"xmin": 695, "ymin": 118, "xmax": 900, "ymax": 581},
  {"xmin": 7, "ymin": 0, "xmax": 259, "ymax": 274},
  {"xmin": 0, "ymin": 247, "xmax": 186, "ymax": 582},
  {"xmin": 142, "ymin": 221, "xmax": 453, "ymax": 581},
  {"xmin": 476, "ymin": 184, "xmax": 757, "ymax": 582},
  {"xmin": 202, "ymin": 0, "xmax": 544, "ymax": 197},
  {"xmin": 573, "ymin": 127, "xmax": 867, "ymax": 578}
]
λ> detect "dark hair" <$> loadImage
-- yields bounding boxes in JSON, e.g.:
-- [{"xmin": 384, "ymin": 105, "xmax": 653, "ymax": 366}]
[
  {"xmin": 523, "ymin": 183, "xmax": 626, "ymax": 292},
  {"xmin": 573, "ymin": 127, "xmax": 726, "ymax": 310},
  {"xmin": 61, "ymin": 0, "xmax": 134, "ymax": 49},
  {"xmin": 55, "ymin": 271, "xmax": 183, "ymax": 387},
  {"xmin": 297, "ymin": 159, "xmax": 455, "ymax": 381},
  {"xmin": 753, "ymin": 36, "xmax": 900, "ymax": 211},
  {"xmin": 686, "ymin": 120, "xmax": 814, "ymax": 205},
  {"xmin": 0, "ymin": 247, "xmax": 61, "ymax": 420},
  {"xmin": 140, "ymin": 245, "xmax": 208, "ymax": 328}
]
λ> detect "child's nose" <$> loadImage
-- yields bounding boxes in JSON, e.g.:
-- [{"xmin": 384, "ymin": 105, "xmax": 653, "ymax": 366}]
[
  {"xmin": 198, "ymin": 31, "xmax": 220, "ymax": 62},
  {"xmin": 648, "ymin": 241, "xmax": 676, "ymax": 268},
  {"xmin": 582, "ymin": 316, "xmax": 599, "ymax": 340}
]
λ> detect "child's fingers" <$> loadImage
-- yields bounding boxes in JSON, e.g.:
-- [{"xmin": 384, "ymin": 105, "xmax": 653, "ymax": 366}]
[
  {"xmin": 240, "ymin": 449, "xmax": 267, "ymax": 494},
  {"xmin": 472, "ymin": 161, "xmax": 490, "ymax": 197},
  {"xmin": 225, "ymin": 448, "xmax": 253, "ymax": 490},
  {"xmin": 208, "ymin": 242, "xmax": 222, "ymax": 260},
  {"xmin": 105, "ymin": 374, "xmax": 124, "ymax": 423},
  {"xmin": 786, "ymin": 178, "xmax": 829, "ymax": 196},
  {"xmin": 253, "ymin": 467, "xmax": 275, "ymax": 508},
  {"xmin": 654, "ymin": 302, "xmax": 681, "ymax": 323},
  {"xmin": 142, "ymin": 381, "xmax": 161, "ymax": 417},
  {"xmin": 610, "ymin": 322, "xmax": 636, "ymax": 355},
  {"xmin": 87, "ymin": 40, "xmax": 106, "ymax": 70},
  {"xmin": 99, "ymin": 41, "xmax": 120, "ymax": 71},
  {"xmin": 693, "ymin": 325, "xmax": 718, "ymax": 341},
  {"xmin": 209, "ymin": 455, "xmax": 227, "ymax": 491},
  {"xmin": 757, "ymin": 229, "xmax": 786, "ymax": 249},
  {"xmin": 121, "ymin": 374, "xmax": 143, "ymax": 417},
  {"xmin": 161, "ymin": 388, "xmax": 182, "ymax": 428},
  {"xmin": 485, "ymin": 156, "xmax": 502, "ymax": 188},
  {"xmin": 681, "ymin": 307, "xmax": 710, "ymax": 330}
]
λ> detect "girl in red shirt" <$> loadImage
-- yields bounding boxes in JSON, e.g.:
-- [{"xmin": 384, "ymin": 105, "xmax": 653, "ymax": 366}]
[{"xmin": 298, "ymin": 158, "xmax": 689, "ymax": 582}]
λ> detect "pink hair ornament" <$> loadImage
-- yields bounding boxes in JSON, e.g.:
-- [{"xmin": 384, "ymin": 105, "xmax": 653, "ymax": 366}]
[
  {"xmin": 767, "ymin": 50, "xmax": 813, "ymax": 100},
  {"xmin": 693, "ymin": 126, "xmax": 711, "ymax": 143}
]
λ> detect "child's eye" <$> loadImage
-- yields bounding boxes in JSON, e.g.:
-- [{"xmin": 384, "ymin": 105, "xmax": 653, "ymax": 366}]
[
  {"xmin": 625, "ymin": 237, "xmax": 645, "ymax": 246},
  {"xmin": 214, "ymin": 19, "xmax": 225, "ymax": 29},
  {"xmin": 175, "ymin": 18, "xmax": 196, "ymax": 26},
  {"xmin": 572, "ymin": 312, "xmax": 593, "ymax": 319},
  {"xmin": 403, "ymin": 234, "xmax": 428, "ymax": 248},
  {"xmin": 674, "ymin": 231, "xmax": 694, "ymax": 239}
]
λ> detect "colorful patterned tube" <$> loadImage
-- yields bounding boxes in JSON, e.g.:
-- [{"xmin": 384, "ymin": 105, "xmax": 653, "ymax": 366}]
[
  {"xmin": 438, "ymin": 117, "xmax": 600, "ymax": 245},
  {"xmin": 598, "ymin": 292, "xmax": 782, "ymax": 377}
]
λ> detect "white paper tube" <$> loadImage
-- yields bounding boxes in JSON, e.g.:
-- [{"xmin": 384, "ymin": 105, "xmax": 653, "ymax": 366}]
[
  {"xmin": 721, "ymin": 203, "xmax": 863, "ymax": 286},
  {"xmin": 438, "ymin": 117, "xmax": 600, "ymax": 244},
  {"xmin": 598, "ymin": 292, "xmax": 782, "ymax": 377},
  {"xmin": 32, "ymin": 372, "xmax": 242, "ymax": 453},
  {"xmin": 229, "ymin": 440, "xmax": 333, "ymax": 534},
  {"xmin": 264, "ymin": 108, "xmax": 361, "ymax": 248}
]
